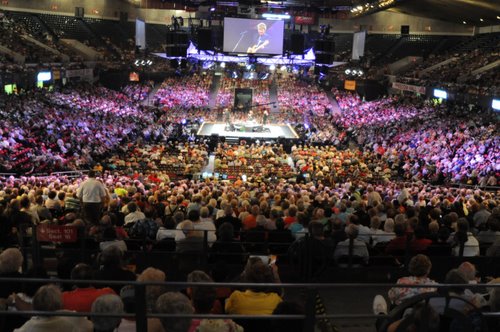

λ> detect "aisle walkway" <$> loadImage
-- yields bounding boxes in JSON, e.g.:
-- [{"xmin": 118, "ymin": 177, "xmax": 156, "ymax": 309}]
[
  {"xmin": 201, "ymin": 154, "xmax": 215, "ymax": 175},
  {"xmin": 141, "ymin": 83, "xmax": 160, "ymax": 107},
  {"xmin": 208, "ymin": 74, "xmax": 221, "ymax": 111},
  {"xmin": 326, "ymin": 89, "xmax": 342, "ymax": 116}
]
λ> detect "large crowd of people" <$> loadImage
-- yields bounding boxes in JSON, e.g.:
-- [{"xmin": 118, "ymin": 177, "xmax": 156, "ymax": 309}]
[
  {"xmin": 0, "ymin": 159, "xmax": 499, "ymax": 330},
  {"xmin": 122, "ymin": 82, "xmax": 153, "ymax": 102},
  {"xmin": 216, "ymin": 75, "xmax": 272, "ymax": 122},
  {"xmin": 401, "ymin": 44, "xmax": 500, "ymax": 97},
  {"xmin": 0, "ymin": 11, "xmax": 499, "ymax": 330},
  {"xmin": 1, "ymin": 75, "xmax": 498, "ymax": 186},
  {"xmin": 155, "ymin": 75, "xmax": 212, "ymax": 109}
]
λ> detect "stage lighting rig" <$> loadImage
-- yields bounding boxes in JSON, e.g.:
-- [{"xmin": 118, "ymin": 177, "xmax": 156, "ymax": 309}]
[
  {"xmin": 134, "ymin": 59, "xmax": 153, "ymax": 67},
  {"xmin": 345, "ymin": 68, "xmax": 364, "ymax": 77}
]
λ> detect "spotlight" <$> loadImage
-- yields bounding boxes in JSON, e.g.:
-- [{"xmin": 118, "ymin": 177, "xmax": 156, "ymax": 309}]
[
  {"xmin": 134, "ymin": 60, "xmax": 139, "ymax": 66},
  {"xmin": 351, "ymin": 69, "xmax": 357, "ymax": 75},
  {"xmin": 304, "ymin": 123, "xmax": 309, "ymax": 129},
  {"xmin": 220, "ymin": 62, "xmax": 226, "ymax": 68},
  {"xmin": 280, "ymin": 65, "xmax": 287, "ymax": 71},
  {"xmin": 181, "ymin": 119, "xmax": 187, "ymax": 125},
  {"xmin": 210, "ymin": 7, "xmax": 216, "ymax": 12},
  {"xmin": 345, "ymin": 69, "xmax": 351, "ymax": 75},
  {"xmin": 269, "ymin": 64, "xmax": 276, "ymax": 71},
  {"xmin": 358, "ymin": 70, "xmax": 364, "ymax": 76}
]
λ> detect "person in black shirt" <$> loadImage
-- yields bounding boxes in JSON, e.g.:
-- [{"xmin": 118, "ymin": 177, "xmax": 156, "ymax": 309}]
[
  {"xmin": 94, "ymin": 246, "xmax": 136, "ymax": 293},
  {"xmin": 215, "ymin": 205, "xmax": 242, "ymax": 233}
]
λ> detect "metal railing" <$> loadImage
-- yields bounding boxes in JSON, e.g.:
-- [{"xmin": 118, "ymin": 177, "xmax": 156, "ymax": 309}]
[{"xmin": 1, "ymin": 278, "xmax": 500, "ymax": 332}]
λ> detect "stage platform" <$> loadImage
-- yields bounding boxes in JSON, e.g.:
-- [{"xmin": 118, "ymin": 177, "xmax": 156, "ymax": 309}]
[{"xmin": 197, "ymin": 122, "xmax": 299, "ymax": 139}]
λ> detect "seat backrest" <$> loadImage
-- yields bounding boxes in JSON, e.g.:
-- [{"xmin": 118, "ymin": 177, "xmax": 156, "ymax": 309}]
[{"xmin": 377, "ymin": 292, "xmax": 488, "ymax": 332}]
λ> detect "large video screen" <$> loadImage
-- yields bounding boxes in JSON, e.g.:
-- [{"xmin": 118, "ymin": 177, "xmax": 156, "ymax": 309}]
[
  {"xmin": 136, "ymin": 19, "xmax": 146, "ymax": 50},
  {"xmin": 492, "ymin": 99, "xmax": 500, "ymax": 111},
  {"xmin": 37, "ymin": 71, "xmax": 52, "ymax": 82},
  {"xmin": 224, "ymin": 18, "xmax": 284, "ymax": 55},
  {"xmin": 352, "ymin": 31, "xmax": 366, "ymax": 60},
  {"xmin": 433, "ymin": 89, "xmax": 447, "ymax": 99}
]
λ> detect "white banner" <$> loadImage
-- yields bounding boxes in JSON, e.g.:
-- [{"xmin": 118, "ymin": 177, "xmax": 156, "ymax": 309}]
[
  {"xmin": 392, "ymin": 82, "xmax": 426, "ymax": 94},
  {"xmin": 66, "ymin": 68, "xmax": 93, "ymax": 81}
]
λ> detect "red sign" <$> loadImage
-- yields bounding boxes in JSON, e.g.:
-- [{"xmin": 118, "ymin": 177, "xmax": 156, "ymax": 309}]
[
  {"xmin": 295, "ymin": 16, "xmax": 316, "ymax": 25},
  {"xmin": 37, "ymin": 225, "xmax": 78, "ymax": 243}
]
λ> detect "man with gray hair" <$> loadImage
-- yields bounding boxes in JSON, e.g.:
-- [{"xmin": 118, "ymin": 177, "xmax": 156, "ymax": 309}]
[
  {"xmin": 91, "ymin": 294, "xmax": 124, "ymax": 332},
  {"xmin": 14, "ymin": 284, "xmax": 92, "ymax": 332},
  {"xmin": 333, "ymin": 224, "xmax": 369, "ymax": 265},
  {"xmin": 155, "ymin": 292, "xmax": 194, "ymax": 332},
  {"xmin": 0, "ymin": 248, "xmax": 24, "ymax": 305}
]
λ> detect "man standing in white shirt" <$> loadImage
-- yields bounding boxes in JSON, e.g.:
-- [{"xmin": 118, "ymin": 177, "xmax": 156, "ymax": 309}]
[{"xmin": 76, "ymin": 170, "xmax": 107, "ymax": 225}]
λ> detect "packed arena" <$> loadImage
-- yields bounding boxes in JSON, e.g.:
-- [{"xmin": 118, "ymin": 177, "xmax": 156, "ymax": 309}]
[{"xmin": 0, "ymin": 1, "xmax": 499, "ymax": 332}]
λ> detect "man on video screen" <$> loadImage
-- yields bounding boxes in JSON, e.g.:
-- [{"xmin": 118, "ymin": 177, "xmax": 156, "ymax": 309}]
[{"xmin": 247, "ymin": 23, "xmax": 270, "ymax": 53}]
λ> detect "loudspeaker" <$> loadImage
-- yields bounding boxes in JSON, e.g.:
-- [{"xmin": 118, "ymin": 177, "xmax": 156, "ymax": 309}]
[
  {"xmin": 166, "ymin": 46, "xmax": 188, "ymax": 57},
  {"xmin": 291, "ymin": 34, "xmax": 305, "ymax": 54},
  {"xmin": 401, "ymin": 25, "xmax": 410, "ymax": 35},
  {"xmin": 197, "ymin": 29, "xmax": 212, "ymax": 50},
  {"xmin": 75, "ymin": 7, "xmax": 84, "ymax": 18},
  {"xmin": 166, "ymin": 32, "xmax": 189, "ymax": 57},
  {"xmin": 315, "ymin": 53, "xmax": 333, "ymax": 65},
  {"xmin": 314, "ymin": 39, "xmax": 335, "ymax": 53},
  {"xmin": 166, "ymin": 32, "xmax": 189, "ymax": 46}
]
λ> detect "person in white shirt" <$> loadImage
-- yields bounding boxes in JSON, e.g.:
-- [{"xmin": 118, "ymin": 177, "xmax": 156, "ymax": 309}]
[
  {"xmin": 175, "ymin": 209, "xmax": 216, "ymax": 247},
  {"xmin": 14, "ymin": 285, "xmax": 92, "ymax": 332},
  {"xmin": 334, "ymin": 224, "xmax": 369, "ymax": 265},
  {"xmin": 76, "ymin": 170, "xmax": 107, "ymax": 224},
  {"xmin": 450, "ymin": 219, "xmax": 480, "ymax": 257},
  {"xmin": 123, "ymin": 202, "xmax": 146, "ymax": 225}
]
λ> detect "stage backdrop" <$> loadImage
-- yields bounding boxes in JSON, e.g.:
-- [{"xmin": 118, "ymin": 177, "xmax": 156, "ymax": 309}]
[{"xmin": 234, "ymin": 88, "xmax": 253, "ymax": 110}]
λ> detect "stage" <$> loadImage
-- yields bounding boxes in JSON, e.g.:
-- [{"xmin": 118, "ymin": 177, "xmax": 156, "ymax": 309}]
[{"xmin": 197, "ymin": 122, "xmax": 299, "ymax": 139}]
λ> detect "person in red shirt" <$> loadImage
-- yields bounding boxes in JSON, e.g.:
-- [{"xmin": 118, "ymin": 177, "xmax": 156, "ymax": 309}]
[
  {"xmin": 243, "ymin": 205, "xmax": 259, "ymax": 230},
  {"xmin": 283, "ymin": 205, "xmax": 298, "ymax": 227},
  {"xmin": 410, "ymin": 226, "xmax": 433, "ymax": 254},
  {"xmin": 385, "ymin": 220, "xmax": 410, "ymax": 256},
  {"xmin": 62, "ymin": 263, "xmax": 115, "ymax": 312}
]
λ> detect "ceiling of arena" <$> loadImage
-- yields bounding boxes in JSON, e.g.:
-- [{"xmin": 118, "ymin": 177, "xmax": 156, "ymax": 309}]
[
  {"xmin": 386, "ymin": 0, "xmax": 500, "ymax": 26},
  {"xmin": 245, "ymin": 0, "xmax": 499, "ymax": 25},
  {"xmin": 126, "ymin": 0, "xmax": 500, "ymax": 26}
]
